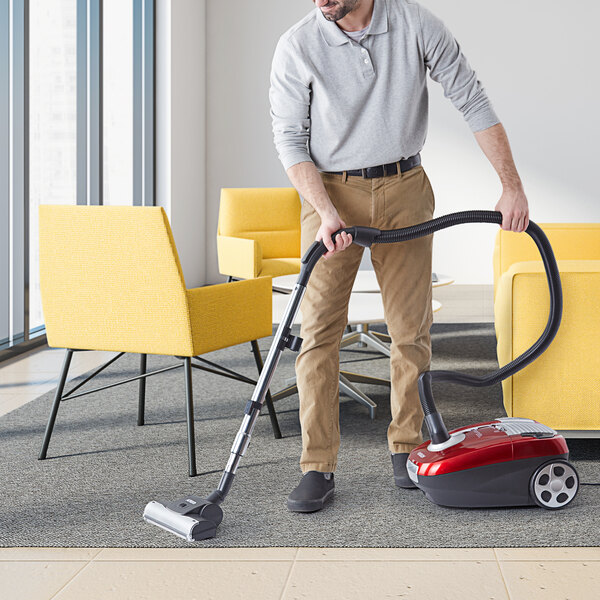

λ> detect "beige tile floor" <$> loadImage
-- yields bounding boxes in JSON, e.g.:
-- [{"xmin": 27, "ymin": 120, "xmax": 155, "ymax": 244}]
[{"xmin": 1, "ymin": 286, "xmax": 598, "ymax": 599}]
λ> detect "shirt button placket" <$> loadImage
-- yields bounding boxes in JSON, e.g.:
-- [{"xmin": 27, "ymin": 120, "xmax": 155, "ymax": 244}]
[{"xmin": 359, "ymin": 46, "xmax": 374, "ymax": 76}]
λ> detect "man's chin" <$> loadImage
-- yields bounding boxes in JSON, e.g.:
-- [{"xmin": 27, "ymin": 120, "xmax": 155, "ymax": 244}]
[
  {"xmin": 321, "ymin": 11, "xmax": 343, "ymax": 22},
  {"xmin": 320, "ymin": 6, "xmax": 344, "ymax": 22}
]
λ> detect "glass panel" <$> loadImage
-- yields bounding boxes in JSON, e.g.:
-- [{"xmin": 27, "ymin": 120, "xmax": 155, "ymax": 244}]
[
  {"xmin": 1, "ymin": 0, "xmax": 9, "ymax": 348},
  {"xmin": 29, "ymin": 0, "xmax": 77, "ymax": 333},
  {"xmin": 103, "ymin": 0, "xmax": 133, "ymax": 206},
  {"xmin": 12, "ymin": 0, "xmax": 26, "ymax": 344}
]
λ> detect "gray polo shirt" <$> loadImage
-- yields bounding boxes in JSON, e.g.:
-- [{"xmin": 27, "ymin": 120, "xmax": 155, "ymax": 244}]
[{"xmin": 269, "ymin": 0, "xmax": 500, "ymax": 172}]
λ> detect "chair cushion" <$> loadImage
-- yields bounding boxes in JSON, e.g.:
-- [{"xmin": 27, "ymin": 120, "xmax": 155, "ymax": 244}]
[{"xmin": 259, "ymin": 258, "xmax": 302, "ymax": 279}]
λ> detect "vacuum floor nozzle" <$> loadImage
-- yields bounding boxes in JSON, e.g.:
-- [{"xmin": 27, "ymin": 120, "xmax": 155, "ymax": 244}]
[{"xmin": 143, "ymin": 497, "xmax": 223, "ymax": 542}]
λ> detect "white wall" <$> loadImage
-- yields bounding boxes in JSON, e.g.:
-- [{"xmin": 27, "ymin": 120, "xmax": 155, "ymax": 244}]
[
  {"xmin": 156, "ymin": 0, "xmax": 206, "ymax": 288},
  {"xmin": 420, "ymin": 0, "xmax": 600, "ymax": 282},
  {"xmin": 205, "ymin": 1, "xmax": 307, "ymax": 283},
  {"xmin": 203, "ymin": 0, "xmax": 599, "ymax": 284}
]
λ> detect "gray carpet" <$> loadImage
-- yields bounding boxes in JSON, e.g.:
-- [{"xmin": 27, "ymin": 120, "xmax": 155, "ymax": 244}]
[{"xmin": 1, "ymin": 323, "xmax": 599, "ymax": 548}]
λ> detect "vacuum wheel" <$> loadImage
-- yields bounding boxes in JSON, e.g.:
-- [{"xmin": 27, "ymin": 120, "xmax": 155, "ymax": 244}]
[{"xmin": 529, "ymin": 459, "xmax": 579, "ymax": 510}]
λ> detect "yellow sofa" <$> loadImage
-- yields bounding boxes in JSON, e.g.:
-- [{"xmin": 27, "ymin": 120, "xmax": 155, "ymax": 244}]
[{"xmin": 493, "ymin": 224, "xmax": 600, "ymax": 432}]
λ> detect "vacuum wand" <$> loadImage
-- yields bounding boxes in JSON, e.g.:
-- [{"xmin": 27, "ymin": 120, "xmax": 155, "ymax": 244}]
[{"xmin": 143, "ymin": 210, "xmax": 562, "ymax": 541}]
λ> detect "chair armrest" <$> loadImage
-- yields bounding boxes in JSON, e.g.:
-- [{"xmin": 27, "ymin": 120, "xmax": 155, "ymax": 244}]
[
  {"xmin": 187, "ymin": 277, "xmax": 273, "ymax": 356},
  {"xmin": 217, "ymin": 235, "xmax": 262, "ymax": 280},
  {"xmin": 494, "ymin": 259, "xmax": 600, "ymax": 424}
]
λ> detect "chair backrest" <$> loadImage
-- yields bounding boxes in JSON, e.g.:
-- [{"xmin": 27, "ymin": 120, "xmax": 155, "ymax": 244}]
[
  {"xmin": 493, "ymin": 223, "xmax": 600, "ymax": 291},
  {"xmin": 217, "ymin": 188, "xmax": 301, "ymax": 259},
  {"xmin": 39, "ymin": 205, "xmax": 194, "ymax": 355}
]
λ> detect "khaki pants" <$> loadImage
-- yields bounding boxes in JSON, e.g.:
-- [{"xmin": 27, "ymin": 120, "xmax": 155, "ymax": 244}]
[{"xmin": 295, "ymin": 164, "xmax": 435, "ymax": 474}]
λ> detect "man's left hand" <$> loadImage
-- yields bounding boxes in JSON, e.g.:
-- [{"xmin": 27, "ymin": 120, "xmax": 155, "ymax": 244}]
[{"xmin": 495, "ymin": 185, "xmax": 529, "ymax": 232}]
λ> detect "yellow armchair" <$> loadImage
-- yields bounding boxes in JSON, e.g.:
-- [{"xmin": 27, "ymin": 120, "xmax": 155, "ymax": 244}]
[
  {"xmin": 217, "ymin": 187, "xmax": 302, "ymax": 280},
  {"xmin": 38, "ymin": 205, "xmax": 278, "ymax": 476},
  {"xmin": 493, "ymin": 224, "xmax": 600, "ymax": 433}
]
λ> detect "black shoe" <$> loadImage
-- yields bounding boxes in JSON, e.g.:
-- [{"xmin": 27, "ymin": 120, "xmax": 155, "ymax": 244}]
[
  {"xmin": 287, "ymin": 471, "xmax": 335, "ymax": 513},
  {"xmin": 391, "ymin": 453, "xmax": 417, "ymax": 489}
]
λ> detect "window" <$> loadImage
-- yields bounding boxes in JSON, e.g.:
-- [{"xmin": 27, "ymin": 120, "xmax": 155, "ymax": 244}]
[
  {"xmin": 0, "ymin": 0, "xmax": 154, "ymax": 361},
  {"xmin": 29, "ymin": 0, "xmax": 77, "ymax": 333},
  {"xmin": 103, "ymin": 0, "xmax": 132, "ymax": 206}
]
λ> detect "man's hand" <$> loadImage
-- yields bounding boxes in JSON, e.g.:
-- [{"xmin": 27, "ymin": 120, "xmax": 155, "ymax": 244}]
[
  {"xmin": 495, "ymin": 184, "xmax": 529, "ymax": 232},
  {"xmin": 317, "ymin": 209, "xmax": 353, "ymax": 259},
  {"xmin": 285, "ymin": 162, "xmax": 354, "ymax": 258}
]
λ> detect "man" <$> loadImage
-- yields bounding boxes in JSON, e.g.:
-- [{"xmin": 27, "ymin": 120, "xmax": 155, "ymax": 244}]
[{"xmin": 269, "ymin": 0, "xmax": 528, "ymax": 513}]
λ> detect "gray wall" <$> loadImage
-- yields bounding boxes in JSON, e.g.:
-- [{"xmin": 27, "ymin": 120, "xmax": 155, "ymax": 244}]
[{"xmin": 204, "ymin": 0, "xmax": 599, "ymax": 284}]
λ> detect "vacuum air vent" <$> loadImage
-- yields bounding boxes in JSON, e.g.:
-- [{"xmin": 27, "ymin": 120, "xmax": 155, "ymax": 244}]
[{"xmin": 494, "ymin": 418, "xmax": 556, "ymax": 437}]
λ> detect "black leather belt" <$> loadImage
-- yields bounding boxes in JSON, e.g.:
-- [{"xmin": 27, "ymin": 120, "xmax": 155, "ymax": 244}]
[{"xmin": 324, "ymin": 154, "xmax": 421, "ymax": 178}]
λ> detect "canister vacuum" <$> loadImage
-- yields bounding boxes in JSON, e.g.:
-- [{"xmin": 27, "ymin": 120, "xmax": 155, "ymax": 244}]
[{"xmin": 144, "ymin": 210, "xmax": 577, "ymax": 542}]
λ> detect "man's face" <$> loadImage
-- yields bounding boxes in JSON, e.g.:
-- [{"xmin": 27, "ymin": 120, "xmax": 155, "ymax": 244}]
[{"xmin": 313, "ymin": 0, "xmax": 361, "ymax": 22}]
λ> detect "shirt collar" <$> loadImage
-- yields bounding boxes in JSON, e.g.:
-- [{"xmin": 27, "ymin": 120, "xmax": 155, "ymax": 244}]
[{"xmin": 317, "ymin": 0, "xmax": 389, "ymax": 47}]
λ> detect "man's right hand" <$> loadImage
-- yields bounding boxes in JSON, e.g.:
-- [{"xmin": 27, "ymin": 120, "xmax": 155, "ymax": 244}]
[
  {"xmin": 316, "ymin": 210, "xmax": 353, "ymax": 259},
  {"xmin": 284, "ymin": 161, "xmax": 354, "ymax": 259}
]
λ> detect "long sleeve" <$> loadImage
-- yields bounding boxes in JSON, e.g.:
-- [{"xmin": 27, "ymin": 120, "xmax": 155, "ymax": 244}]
[
  {"xmin": 417, "ymin": 3, "xmax": 500, "ymax": 132},
  {"xmin": 269, "ymin": 36, "xmax": 313, "ymax": 170}
]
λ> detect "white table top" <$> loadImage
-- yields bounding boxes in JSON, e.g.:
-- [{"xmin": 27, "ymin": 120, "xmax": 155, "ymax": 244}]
[
  {"xmin": 272, "ymin": 270, "xmax": 453, "ymax": 293},
  {"xmin": 272, "ymin": 292, "xmax": 441, "ymax": 325}
]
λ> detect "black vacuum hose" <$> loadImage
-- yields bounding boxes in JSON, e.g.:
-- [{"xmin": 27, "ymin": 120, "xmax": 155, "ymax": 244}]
[{"xmin": 299, "ymin": 210, "xmax": 563, "ymax": 446}]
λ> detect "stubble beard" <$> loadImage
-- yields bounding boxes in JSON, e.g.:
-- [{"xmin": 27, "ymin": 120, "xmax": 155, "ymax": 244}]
[{"xmin": 320, "ymin": 0, "xmax": 361, "ymax": 23}]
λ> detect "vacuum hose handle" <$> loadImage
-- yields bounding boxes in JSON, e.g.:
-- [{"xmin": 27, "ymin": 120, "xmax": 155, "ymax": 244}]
[{"xmin": 298, "ymin": 210, "xmax": 563, "ymax": 446}]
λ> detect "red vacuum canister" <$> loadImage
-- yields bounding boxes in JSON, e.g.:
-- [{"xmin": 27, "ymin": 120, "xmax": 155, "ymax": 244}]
[{"xmin": 407, "ymin": 417, "xmax": 579, "ymax": 510}]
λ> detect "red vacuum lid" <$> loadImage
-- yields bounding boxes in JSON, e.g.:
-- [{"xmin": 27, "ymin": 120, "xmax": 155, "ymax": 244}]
[{"xmin": 409, "ymin": 418, "xmax": 568, "ymax": 477}]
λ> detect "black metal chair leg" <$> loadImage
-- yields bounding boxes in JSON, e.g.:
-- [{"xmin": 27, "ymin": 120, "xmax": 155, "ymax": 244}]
[
  {"xmin": 183, "ymin": 357, "xmax": 197, "ymax": 477},
  {"xmin": 39, "ymin": 349, "xmax": 74, "ymax": 460},
  {"xmin": 137, "ymin": 354, "xmax": 147, "ymax": 426},
  {"xmin": 250, "ymin": 340, "xmax": 282, "ymax": 439}
]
